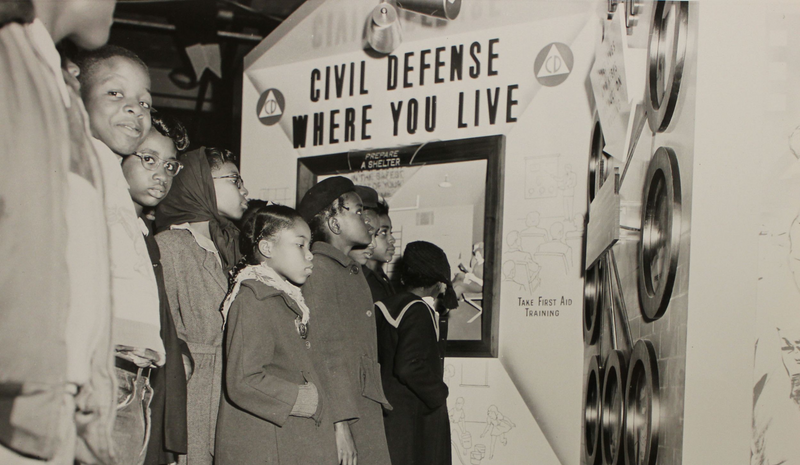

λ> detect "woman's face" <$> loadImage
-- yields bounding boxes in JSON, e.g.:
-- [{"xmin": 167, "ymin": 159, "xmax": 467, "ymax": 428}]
[{"xmin": 212, "ymin": 162, "xmax": 249, "ymax": 220}]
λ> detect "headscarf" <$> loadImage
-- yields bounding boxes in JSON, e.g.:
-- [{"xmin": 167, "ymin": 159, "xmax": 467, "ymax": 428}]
[
  {"xmin": 403, "ymin": 241, "xmax": 459, "ymax": 309},
  {"xmin": 155, "ymin": 147, "xmax": 241, "ymax": 272}
]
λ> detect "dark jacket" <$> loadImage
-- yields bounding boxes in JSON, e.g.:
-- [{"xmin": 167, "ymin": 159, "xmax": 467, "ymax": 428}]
[
  {"xmin": 376, "ymin": 291, "xmax": 451, "ymax": 465},
  {"xmin": 363, "ymin": 266, "xmax": 395, "ymax": 303},
  {"xmin": 302, "ymin": 241, "xmax": 392, "ymax": 465},
  {"xmin": 143, "ymin": 226, "xmax": 190, "ymax": 465},
  {"xmin": 215, "ymin": 280, "xmax": 337, "ymax": 465}
]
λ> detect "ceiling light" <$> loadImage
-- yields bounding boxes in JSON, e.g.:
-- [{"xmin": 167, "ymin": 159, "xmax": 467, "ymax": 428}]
[
  {"xmin": 366, "ymin": 2, "xmax": 402, "ymax": 54},
  {"xmin": 366, "ymin": 0, "xmax": 462, "ymax": 55},
  {"xmin": 439, "ymin": 174, "xmax": 452, "ymax": 188},
  {"xmin": 397, "ymin": 0, "xmax": 462, "ymax": 20}
]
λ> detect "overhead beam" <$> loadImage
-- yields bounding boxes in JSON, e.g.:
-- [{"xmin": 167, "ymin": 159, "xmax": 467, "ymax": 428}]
[{"xmin": 113, "ymin": 17, "xmax": 264, "ymax": 42}]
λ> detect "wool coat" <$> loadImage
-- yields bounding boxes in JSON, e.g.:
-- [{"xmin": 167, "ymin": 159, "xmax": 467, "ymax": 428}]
[
  {"xmin": 376, "ymin": 292, "xmax": 451, "ymax": 465},
  {"xmin": 156, "ymin": 229, "xmax": 227, "ymax": 465},
  {"xmin": 302, "ymin": 242, "xmax": 392, "ymax": 465},
  {"xmin": 215, "ymin": 280, "xmax": 337, "ymax": 465}
]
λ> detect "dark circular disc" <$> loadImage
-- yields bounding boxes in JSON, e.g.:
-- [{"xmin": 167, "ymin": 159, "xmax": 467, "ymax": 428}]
[
  {"xmin": 584, "ymin": 355, "xmax": 604, "ymax": 465},
  {"xmin": 625, "ymin": 339, "xmax": 661, "ymax": 465},
  {"xmin": 601, "ymin": 350, "xmax": 627, "ymax": 465},
  {"xmin": 638, "ymin": 146, "xmax": 681, "ymax": 321},
  {"xmin": 584, "ymin": 260, "xmax": 605, "ymax": 345},
  {"xmin": 588, "ymin": 117, "xmax": 613, "ymax": 208},
  {"xmin": 645, "ymin": 1, "xmax": 689, "ymax": 133}
]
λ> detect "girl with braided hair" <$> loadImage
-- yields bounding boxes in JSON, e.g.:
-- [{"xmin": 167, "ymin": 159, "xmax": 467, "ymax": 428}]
[{"xmin": 215, "ymin": 204, "xmax": 337, "ymax": 464}]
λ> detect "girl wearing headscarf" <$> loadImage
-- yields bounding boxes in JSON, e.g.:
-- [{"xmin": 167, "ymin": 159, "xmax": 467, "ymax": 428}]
[
  {"xmin": 374, "ymin": 241, "xmax": 459, "ymax": 465},
  {"xmin": 155, "ymin": 147, "xmax": 249, "ymax": 465}
]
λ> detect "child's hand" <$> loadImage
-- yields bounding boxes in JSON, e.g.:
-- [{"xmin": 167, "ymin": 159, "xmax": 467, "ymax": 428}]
[
  {"xmin": 182, "ymin": 353, "xmax": 194, "ymax": 382},
  {"xmin": 334, "ymin": 421, "xmax": 358, "ymax": 465}
]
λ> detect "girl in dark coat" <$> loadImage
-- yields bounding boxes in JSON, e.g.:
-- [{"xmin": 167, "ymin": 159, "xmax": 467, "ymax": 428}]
[
  {"xmin": 215, "ymin": 204, "xmax": 337, "ymax": 465},
  {"xmin": 375, "ymin": 241, "xmax": 460, "ymax": 465}
]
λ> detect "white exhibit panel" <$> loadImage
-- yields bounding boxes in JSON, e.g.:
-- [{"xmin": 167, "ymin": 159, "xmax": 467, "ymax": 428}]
[{"xmin": 237, "ymin": 1, "xmax": 797, "ymax": 464}]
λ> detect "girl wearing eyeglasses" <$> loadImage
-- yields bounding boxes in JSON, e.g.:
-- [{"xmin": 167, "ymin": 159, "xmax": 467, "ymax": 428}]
[
  {"xmin": 121, "ymin": 112, "xmax": 191, "ymax": 465},
  {"xmin": 154, "ymin": 147, "xmax": 249, "ymax": 465}
]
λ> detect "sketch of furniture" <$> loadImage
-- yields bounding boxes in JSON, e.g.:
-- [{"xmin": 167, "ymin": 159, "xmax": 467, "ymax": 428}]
[{"xmin": 520, "ymin": 211, "xmax": 549, "ymax": 252}]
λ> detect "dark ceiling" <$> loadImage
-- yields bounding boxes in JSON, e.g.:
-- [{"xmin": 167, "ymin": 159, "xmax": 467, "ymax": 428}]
[{"xmin": 108, "ymin": 0, "xmax": 308, "ymax": 151}]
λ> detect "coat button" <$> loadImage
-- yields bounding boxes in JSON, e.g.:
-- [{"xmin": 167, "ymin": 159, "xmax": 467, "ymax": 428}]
[
  {"xmin": 366, "ymin": 310, "xmax": 373, "ymax": 317},
  {"xmin": 305, "ymin": 341, "xmax": 311, "ymax": 349},
  {"xmin": 350, "ymin": 265, "xmax": 360, "ymax": 274}
]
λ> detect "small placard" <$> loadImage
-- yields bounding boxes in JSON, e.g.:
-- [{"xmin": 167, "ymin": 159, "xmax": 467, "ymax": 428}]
[{"xmin": 585, "ymin": 168, "xmax": 620, "ymax": 269}]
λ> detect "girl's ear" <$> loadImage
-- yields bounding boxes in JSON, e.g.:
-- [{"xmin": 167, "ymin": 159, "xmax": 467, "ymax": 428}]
[
  {"xmin": 439, "ymin": 282, "xmax": 447, "ymax": 296},
  {"xmin": 327, "ymin": 216, "xmax": 341, "ymax": 236},
  {"xmin": 257, "ymin": 238, "xmax": 273, "ymax": 258}
]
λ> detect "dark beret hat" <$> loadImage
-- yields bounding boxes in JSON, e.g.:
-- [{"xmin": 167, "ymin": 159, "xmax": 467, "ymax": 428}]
[
  {"xmin": 403, "ymin": 241, "xmax": 460, "ymax": 309},
  {"xmin": 354, "ymin": 185, "xmax": 379, "ymax": 209},
  {"xmin": 297, "ymin": 176, "xmax": 355, "ymax": 223}
]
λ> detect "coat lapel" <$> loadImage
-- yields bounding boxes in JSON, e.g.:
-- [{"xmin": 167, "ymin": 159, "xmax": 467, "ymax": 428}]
[{"xmin": 203, "ymin": 252, "xmax": 228, "ymax": 292}]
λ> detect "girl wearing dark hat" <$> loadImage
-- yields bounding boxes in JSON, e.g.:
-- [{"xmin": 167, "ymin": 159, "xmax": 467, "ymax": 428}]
[
  {"xmin": 375, "ymin": 240, "xmax": 458, "ymax": 465},
  {"xmin": 154, "ymin": 147, "xmax": 249, "ymax": 465},
  {"xmin": 297, "ymin": 176, "xmax": 393, "ymax": 465}
]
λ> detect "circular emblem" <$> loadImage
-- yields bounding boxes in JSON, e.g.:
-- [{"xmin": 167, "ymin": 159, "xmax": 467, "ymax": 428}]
[
  {"xmin": 534, "ymin": 42, "xmax": 574, "ymax": 87},
  {"xmin": 256, "ymin": 88, "xmax": 285, "ymax": 126}
]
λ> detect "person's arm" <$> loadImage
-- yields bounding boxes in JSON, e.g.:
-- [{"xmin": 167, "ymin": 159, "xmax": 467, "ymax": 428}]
[
  {"xmin": 393, "ymin": 304, "xmax": 449, "ymax": 410},
  {"xmin": 334, "ymin": 421, "xmax": 358, "ymax": 465},
  {"xmin": 225, "ymin": 290, "xmax": 317, "ymax": 425}
]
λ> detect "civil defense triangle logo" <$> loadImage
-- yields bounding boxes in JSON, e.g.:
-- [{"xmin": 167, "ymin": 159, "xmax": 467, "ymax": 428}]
[
  {"xmin": 534, "ymin": 43, "xmax": 573, "ymax": 87},
  {"xmin": 256, "ymin": 88, "xmax": 285, "ymax": 126}
]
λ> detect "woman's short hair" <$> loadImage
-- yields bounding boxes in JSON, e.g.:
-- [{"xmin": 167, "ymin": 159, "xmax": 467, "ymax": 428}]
[
  {"xmin": 152, "ymin": 113, "xmax": 190, "ymax": 153},
  {"xmin": 203, "ymin": 147, "xmax": 238, "ymax": 172}
]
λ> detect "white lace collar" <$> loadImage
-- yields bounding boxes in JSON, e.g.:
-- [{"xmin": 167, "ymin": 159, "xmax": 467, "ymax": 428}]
[{"xmin": 221, "ymin": 263, "xmax": 310, "ymax": 337}]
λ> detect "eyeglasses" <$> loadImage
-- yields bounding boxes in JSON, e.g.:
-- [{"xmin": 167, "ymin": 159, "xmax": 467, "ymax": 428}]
[
  {"xmin": 213, "ymin": 173, "xmax": 245, "ymax": 189},
  {"xmin": 130, "ymin": 152, "xmax": 183, "ymax": 176}
]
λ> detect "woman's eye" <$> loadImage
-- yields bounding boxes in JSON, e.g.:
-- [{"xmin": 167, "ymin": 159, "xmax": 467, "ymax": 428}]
[{"xmin": 142, "ymin": 155, "xmax": 156, "ymax": 165}]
